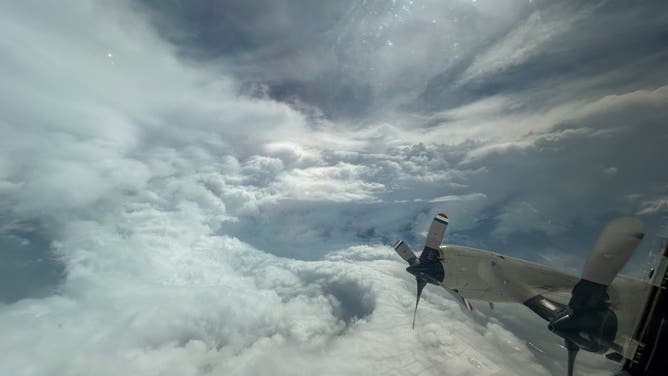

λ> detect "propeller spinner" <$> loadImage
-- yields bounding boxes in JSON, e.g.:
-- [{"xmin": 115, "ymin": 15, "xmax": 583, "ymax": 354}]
[{"xmin": 548, "ymin": 217, "xmax": 645, "ymax": 376}]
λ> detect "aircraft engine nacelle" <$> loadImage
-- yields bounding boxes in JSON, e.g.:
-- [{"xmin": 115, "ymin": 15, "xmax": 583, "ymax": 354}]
[{"xmin": 547, "ymin": 305, "xmax": 618, "ymax": 353}]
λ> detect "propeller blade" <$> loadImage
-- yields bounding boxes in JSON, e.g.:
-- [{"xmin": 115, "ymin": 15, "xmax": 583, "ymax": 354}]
[
  {"xmin": 393, "ymin": 240, "xmax": 418, "ymax": 265},
  {"xmin": 412, "ymin": 278, "xmax": 427, "ymax": 329},
  {"xmin": 565, "ymin": 339, "xmax": 579, "ymax": 376},
  {"xmin": 548, "ymin": 217, "xmax": 642, "ymax": 376},
  {"xmin": 447, "ymin": 288, "xmax": 474, "ymax": 314},
  {"xmin": 424, "ymin": 213, "xmax": 449, "ymax": 252},
  {"xmin": 581, "ymin": 217, "xmax": 644, "ymax": 286}
]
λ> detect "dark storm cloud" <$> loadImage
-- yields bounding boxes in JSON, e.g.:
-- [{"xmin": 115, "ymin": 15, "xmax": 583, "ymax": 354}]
[
  {"xmin": 135, "ymin": 0, "xmax": 374, "ymax": 118},
  {"xmin": 136, "ymin": 0, "xmax": 668, "ymax": 120},
  {"xmin": 134, "ymin": 0, "xmax": 534, "ymax": 120},
  {"xmin": 135, "ymin": 0, "xmax": 354, "ymax": 58}
]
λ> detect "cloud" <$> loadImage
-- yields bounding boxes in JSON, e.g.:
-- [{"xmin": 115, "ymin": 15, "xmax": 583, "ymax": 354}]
[
  {"xmin": 457, "ymin": 5, "xmax": 581, "ymax": 85},
  {"xmin": 492, "ymin": 201, "xmax": 567, "ymax": 238},
  {"xmin": 0, "ymin": 2, "xmax": 559, "ymax": 375},
  {"xmin": 134, "ymin": 0, "xmax": 667, "ymax": 253},
  {"xmin": 1, "ymin": 217, "xmax": 554, "ymax": 376}
]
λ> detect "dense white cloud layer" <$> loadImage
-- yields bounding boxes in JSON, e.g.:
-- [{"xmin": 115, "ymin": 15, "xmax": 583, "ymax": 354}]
[{"xmin": 1, "ymin": 1, "xmax": 666, "ymax": 375}]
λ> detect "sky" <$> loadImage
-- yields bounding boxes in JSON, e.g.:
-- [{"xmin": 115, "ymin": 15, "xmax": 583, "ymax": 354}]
[{"xmin": 0, "ymin": 0, "xmax": 667, "ymax": 375}]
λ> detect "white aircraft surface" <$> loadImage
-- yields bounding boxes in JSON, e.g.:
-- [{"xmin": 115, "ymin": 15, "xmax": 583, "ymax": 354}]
[{"xmin": 391, "ymin": 213, "xmax": 664, "ymax": 376}]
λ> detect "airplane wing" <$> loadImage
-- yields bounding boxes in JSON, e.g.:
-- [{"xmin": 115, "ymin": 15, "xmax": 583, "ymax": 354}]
[
  {"xmin": 469, "ymin": 249, "xmax": 652, "ymax": 348},
  {"xmin": 441, "ymin": 246, "xmax": 579, "ymax": 305},
  {"xmin": 498, "ymin": 254, "xmax": 579, "ymax": 302}
]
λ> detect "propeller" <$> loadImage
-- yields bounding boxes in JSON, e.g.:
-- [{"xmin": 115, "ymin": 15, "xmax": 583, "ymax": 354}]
[
  {"xmin": 565, "ymin": 339, "xmax": 578, "ymax": 376},
  {"xmin": 393, "ymin": 213, "xmax": 448, "ymax": 329},
  {"xmin": 549, "ymin": 217, "xmax": 645, "ymax": 376},
  {"xmin": 413, "ymin": 279, "xmax": 427, "ymax": 329},
  {"xmin": 581, "ymin": 217, "xmax": 644, "ymax": 286}
]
